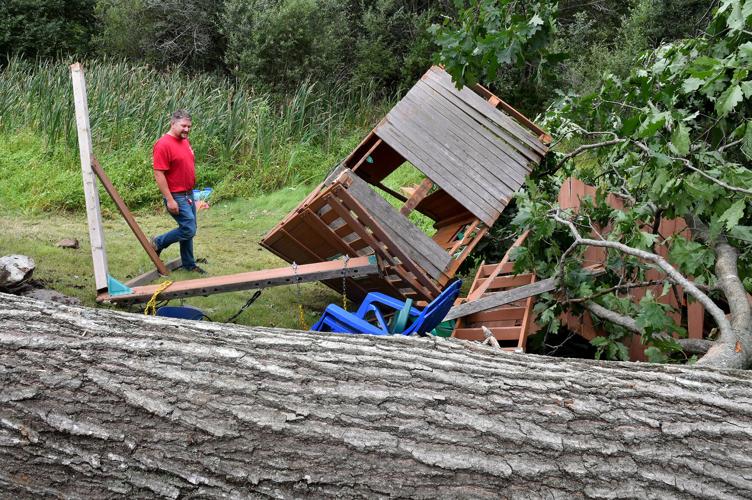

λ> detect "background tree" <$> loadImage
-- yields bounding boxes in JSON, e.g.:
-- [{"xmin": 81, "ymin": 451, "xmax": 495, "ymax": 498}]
[
  {"xmin": 95, "ymin": 0, "xmax": 226, "ymax": 71},
  {"xmin": 0, "ymin": 0, "xmax": 97, "ymax": 61}
]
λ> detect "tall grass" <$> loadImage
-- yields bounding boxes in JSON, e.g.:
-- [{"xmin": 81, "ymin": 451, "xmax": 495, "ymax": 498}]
[{"xmin": 0, "ymin": 57, "xmax": 391, "ymax": 211}]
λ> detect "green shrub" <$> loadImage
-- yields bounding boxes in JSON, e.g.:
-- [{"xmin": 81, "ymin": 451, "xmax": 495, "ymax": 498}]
[{"xmin": 0, "ymin": 0, "xmax": 97, "ymax": 60}]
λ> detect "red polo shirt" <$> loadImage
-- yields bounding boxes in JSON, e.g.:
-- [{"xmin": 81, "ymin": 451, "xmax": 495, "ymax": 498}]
[{"xmin": 153, "ymin": 134, "xmax": 196, "ymax": 192}]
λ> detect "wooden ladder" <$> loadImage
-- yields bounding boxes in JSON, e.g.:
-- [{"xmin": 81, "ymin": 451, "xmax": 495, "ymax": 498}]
[{"xmin": 451, "ymin": 233, "xmax": 537, "ymax": 351}]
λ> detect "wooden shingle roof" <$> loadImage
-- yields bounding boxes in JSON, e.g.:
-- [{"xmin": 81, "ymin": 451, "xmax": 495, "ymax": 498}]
[{"xmin": 374, "ymin": 66, "xmax": 548, "ymax": 226}]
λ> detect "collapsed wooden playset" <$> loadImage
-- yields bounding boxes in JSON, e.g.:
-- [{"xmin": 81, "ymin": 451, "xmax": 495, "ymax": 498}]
[{"xmin": 72, "ymin": 63, "xmax": 705, "ymax": 360}]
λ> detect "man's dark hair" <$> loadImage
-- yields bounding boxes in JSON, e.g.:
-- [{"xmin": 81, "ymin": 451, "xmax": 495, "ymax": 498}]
[{"xmin": 171, "ymin": 109, "xmax": 192, "ymax": 122}]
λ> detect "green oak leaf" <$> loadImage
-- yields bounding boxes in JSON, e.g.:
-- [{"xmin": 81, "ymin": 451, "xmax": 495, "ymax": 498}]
[
  {"xmin": 716, "ymin": 84, "xmax": 744, "ymax": 116},
  {"xmin": 670, "ymin": 123, "xmax": 690, "ymax": 155},
  {"xmin": 719, "ymin": 199, "xmax": 747, "ymax": 231}
]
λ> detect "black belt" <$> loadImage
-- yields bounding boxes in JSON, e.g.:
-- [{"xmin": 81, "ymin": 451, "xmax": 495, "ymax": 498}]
[{"xmin": 171, "ymin": 190, "xmax": 193, "ymax": 196}]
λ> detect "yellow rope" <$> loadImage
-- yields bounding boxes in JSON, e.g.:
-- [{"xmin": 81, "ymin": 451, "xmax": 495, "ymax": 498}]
[
  {"xmin": 298, "ymin": 304, "xmax": 308, "ymax": 330},
  {"xmin": 144, "ymin": 280, "xmax": 173, "ymax": 316}
]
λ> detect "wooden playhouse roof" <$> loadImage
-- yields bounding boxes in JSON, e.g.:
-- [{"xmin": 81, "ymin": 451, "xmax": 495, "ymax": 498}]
[{"xmin": 370, "ymin": 66, "xmax": 548, "ymax": 226}]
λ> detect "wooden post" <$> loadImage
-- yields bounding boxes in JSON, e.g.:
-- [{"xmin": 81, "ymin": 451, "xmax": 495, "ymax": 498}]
[
  {"xmin": 71, "ymin": 63, "xmax": 109, "ymax": 292},
  {"xmin": 91, "ymin": 156, "xmax": 170, "ymax": 276}
]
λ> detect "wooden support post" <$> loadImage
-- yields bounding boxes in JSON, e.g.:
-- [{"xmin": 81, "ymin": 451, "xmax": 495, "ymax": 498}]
[
  {"xmin": 400, "ymin": 178, "xmax": 433, "ymax": 217},
  {"xmin": 91, "ymin": 156, "xmax": 170, "ymax": 276},
  {"xmin": 70, "ymin": 63, "xmax": 108, "ymax": 292}
]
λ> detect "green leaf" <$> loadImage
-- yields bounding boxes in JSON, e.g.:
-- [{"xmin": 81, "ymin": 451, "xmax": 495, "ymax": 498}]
[
  {"xmin": 743, "ymin": 122, "xmax": 752, "ymax": 160},
  {"xmin": 637, "ymin": 110, "xmax": 669, "ymax": 138},
  {"xmin": 644, "ymin": 346, "xmax": 669, "ymax": 363},
  {"xmin": 742, "ymin": 81, "xmax": 752, "ymax": 98},
  {"xmin": 669, "ymin": 237, "xmax": 714, "ymax": 276},
  {"xmin": 682, "ymin": 77, "xmax": 705, "ymax": 93},
  {"xmin": 730, "ymin": 225, "xmax": 752, "ymax": 242},
  {"xmin": 727, "ymin": 0, "xmax": 746, "ymax": 31},
  {"xmin": 715, "ymin": 84, "xmax": 744, "ymax": 116},
  {"xmin": 719, "ymin": 199, "xmax": 746, "ymax": 231},
  {"xmin": 740, "ymin": 41, "xmax": 752, "ymax": 60},
  {"xmin": 670, "ymin": 123, "xmax": 690, "ymax": 156}
]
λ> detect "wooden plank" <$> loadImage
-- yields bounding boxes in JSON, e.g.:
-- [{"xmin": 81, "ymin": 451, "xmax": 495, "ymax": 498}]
[
  {"xmin": 342, "ymin": 172, "xmax": 451, "ymax": 278},
  {"xmin": 393, "ymin": 89, "xmax": 522, "ymax": 194},
  {"xmin": 406, "ymin": 83, "xmax": 529, "ymax": 186},
  {"xmin": 325, "ymin": 194, "xmax": 434, "ymax": 299},
  {"xmin": 126, "ymin": 258, "xmax": 182, "ymax": 287},
  {"xmin": 409, "ymin": 82, "xmax": 534, "ymax": 181},
  {"xmin": 420, "ymin": 74, "xmax": 542, "ymax": 167},
  {"xmin": 91, "ymin": 156, "xmax": 170, "ymax": 276},
  {"xmin": 400, "ymin": 178, "xmax": 433, "ymax": 217},
  {"xmin": 376, "ymin": 121, "xmax": 498, "ymax": 225},
  {"xmin": 517, "ymin": 275, "xmax": 538, "ymax": 348},
  {"xmin": 350, "ymin": 139, "xmax": 383, "ymax": 173},
  {"xmin": 343, "ymin": 131, "xmax": 378, "ymax": 169},
  {"xmin": 387, "ymin": 99, "xmax": 517, "ymax": 206},
  {"xmin": 332, "ymin": 186, "xmax": 442, "ymax": 298},
  {"xmin": 381, "ymin": 112, "xmax": 506, "ymax": 219},
  {"xmin": 375, "ymin": 121, "xmax": 498, "ymax": 224},
  {"xmin": 480, "ymin": 262, "xmax": 515, "ymax": 276},
  {"xmin": 71, "ymin": 63, "xmax": 109, "ymax": 292},
  {"xmin": 445, "ymin": 277, "xmax": 557, "ymax": 321},
  {"xmin": 467, "ymin": 231, "xmax": 530, "ymax": 300},
  {"xmin": 446, "ymin": 268, "xmax": 605, "ymax": 321},
  {"xmin": 463, "ymin": 306, "xmax": 527, "ymax": 323},
  {"xmin": 453, "ymin": 326, "xmax": 524, "ymax": 342},
  {"xmin": 425, "ymin": 68, "xmax": 547, "ymax": 157},
  {"xmin": 472, "ymin": 82, "xmax": 549, "ymax": 140},
  {"xmin": 373, "ymin": 182, "xmax": 409, "ymax": 203},
  {"xmin": 101, "ymin": 256, "xmax": 379, "ymax": 304},
  {"xmin": 444, "ymin": 225, "xmax": 489, "ymax": 278},
  {"xmin": 473, "ymin": 274, "xmax": 535, "ymax": 292}
]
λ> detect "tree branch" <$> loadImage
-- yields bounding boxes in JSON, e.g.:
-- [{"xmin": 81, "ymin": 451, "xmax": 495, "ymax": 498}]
[
  {"xmin": 552, "ymin": 210, "xmax": 736, "ymax": 360},
  {"xmin": 698, "ymin": 243, "xmax": 752, "ymax": 368},
  {"xmin": 554, "ymin": 138, "xmax": 627, "ymax": 171},
  {"xmin": 562, "ymin": 279, "xmax": 667, "ymax": 304},
  {"xmin": 583, "ymin": 301, "xmax": 713, "ymax": 355},
  {"xmin": 632, "ymin": 141, "xmax": 752, "ymax": 196}
]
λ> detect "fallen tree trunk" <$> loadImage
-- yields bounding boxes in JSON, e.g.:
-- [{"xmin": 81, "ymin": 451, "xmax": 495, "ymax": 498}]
[{"xmin": 2, "ymin": 293, "xmax": 752, "ymax": 498}]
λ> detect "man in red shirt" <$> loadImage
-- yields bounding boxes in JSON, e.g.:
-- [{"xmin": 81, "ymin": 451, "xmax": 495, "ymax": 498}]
[{"xmin": 150, "ymin": 109, "xmax": 205, "ymax": 274}]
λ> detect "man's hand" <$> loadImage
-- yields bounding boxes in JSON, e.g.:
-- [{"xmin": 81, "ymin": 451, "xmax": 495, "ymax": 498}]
[{"xmin": 166, "ymin": 198, "xmax": 179, "ymax": 215}]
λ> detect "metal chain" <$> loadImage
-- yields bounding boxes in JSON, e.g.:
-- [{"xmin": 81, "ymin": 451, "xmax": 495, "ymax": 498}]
[
  {"xmin": 341, "ymin": 255, "xmax": 350, "ymax": 310},
  {"xmin": 292, "ymin": 261, "xmax": 307, "ymax": 329}
]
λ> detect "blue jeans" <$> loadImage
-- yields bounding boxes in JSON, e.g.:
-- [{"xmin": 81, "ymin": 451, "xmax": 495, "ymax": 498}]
[{"xmin": 154, "ymin": 194, "xmax": 197, "ymax": 269}]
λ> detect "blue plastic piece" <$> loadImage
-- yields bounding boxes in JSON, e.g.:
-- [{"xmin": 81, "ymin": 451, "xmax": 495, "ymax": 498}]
[
  {"xmin": 310, "ymin": 280, "xmax": 462, "ymax": 336},
  {"xmin": 366, "ymin": 155, "xmax": 374, "ymax": 164},
  {"xmin": 192, "ymin": 187, "xmax": 214, "ymax": 201},
  {"xmin": 156, "ymin": 305, "xmax": 207, "ymax": 321},
  {"xmin": 107, "ymin": 274, "xmax": 133, "ymax": 297}
]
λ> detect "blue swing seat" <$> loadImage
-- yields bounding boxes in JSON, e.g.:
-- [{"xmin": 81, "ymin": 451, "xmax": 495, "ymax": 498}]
[
  {"xmin": 310, "ymin": 280, "xmax": 462, "ymax": 336},
  {"xmin": 156, "ymin": 305, "xmax": 207, "ymax": 321}
]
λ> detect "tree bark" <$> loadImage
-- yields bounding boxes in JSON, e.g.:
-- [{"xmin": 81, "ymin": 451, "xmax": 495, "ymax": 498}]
[
  {"xmin": 697, "ymin": 242, "xmax": 752, "ymax": 369},
  {"xmin": 2, "ymin": 293, "xmax": 752, "ymax": 498}
]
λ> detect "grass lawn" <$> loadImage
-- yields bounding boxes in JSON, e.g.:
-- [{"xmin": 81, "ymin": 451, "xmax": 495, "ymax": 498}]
[{"xmin": 0, "ymin": 185, "xmax": 342, "ymax": 329}]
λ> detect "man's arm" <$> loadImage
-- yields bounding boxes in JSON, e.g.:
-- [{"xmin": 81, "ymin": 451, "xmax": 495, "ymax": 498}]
[{"xmin": 154, "ymin": 170, "xmax": 179, "ymax": 215}]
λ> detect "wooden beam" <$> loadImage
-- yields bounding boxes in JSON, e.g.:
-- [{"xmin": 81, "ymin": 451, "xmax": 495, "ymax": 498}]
[
  {"xmin": 125, "ymin": 258, "xmax": 182, "ymax": 287},
  {"xmin": 445, "ymin": 267, "xmax": 606, "ymax": 321},
  {"xmin": 444, "ymin": 277, "xmax": 558, "ymax": 322},
  {"xmin": 98, "ymin": 256, "xmax": 379, "ymax": 304},
  {"xmin": 70, "ymin": 63, "xmax": 109, "ymax": 292},
  {"xmin": 400, "ymin": 178, "xmax": 433, "ymax": 217},
  {"xmin": 91, "ymin": 156, "xmax": 170, "ymax": 276}
]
